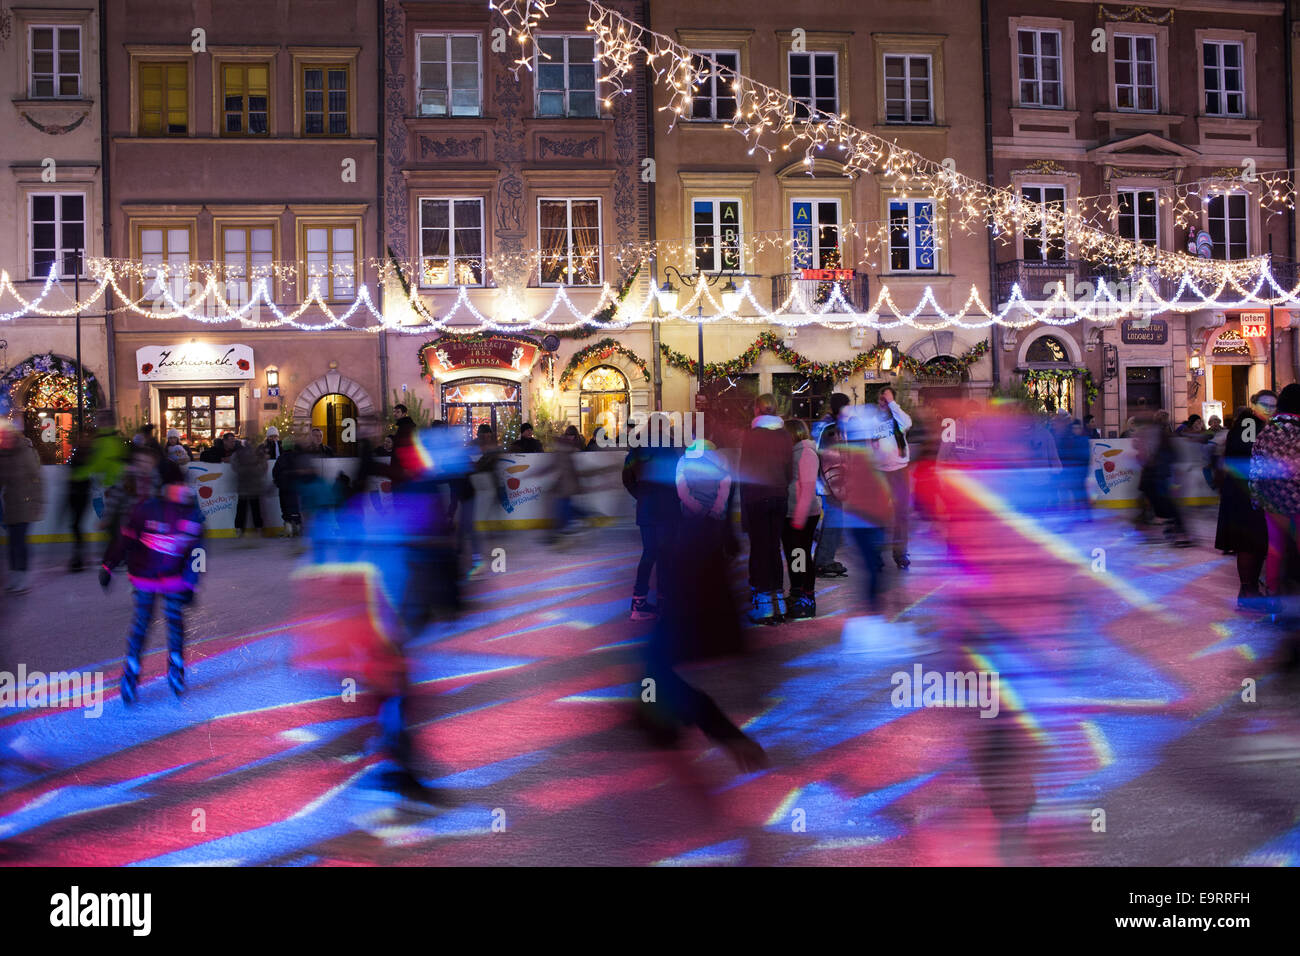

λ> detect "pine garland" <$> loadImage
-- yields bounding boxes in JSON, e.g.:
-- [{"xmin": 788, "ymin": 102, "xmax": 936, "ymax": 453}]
[
  {"xmin": 658, "ymin": 331, "xmax": 988, "ymax": 382},
  {"xmin": 559, "ymin": 338, "xmax": 651, "ymax": 388}
]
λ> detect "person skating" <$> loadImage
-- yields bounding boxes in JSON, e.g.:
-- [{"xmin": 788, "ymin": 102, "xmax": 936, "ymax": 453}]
[
  {"xmin": 1217, "ymin": 393, "xmax": 1274, "ymax": 610},
  {"xmin": 622, "ymin": 421, "xmax": 681, "ymax": 620},
  {"xmin": 782, "ymin": 419, "xmax": 822, "ymax": 619},
  {"xmin": 272, "ymin": 439, "xmax": 304, "ymax": 537},
  {"xmin": 739, "ymin": 394, "xmax": 793, "ymax": 624},
  {"xmin": 870, "ymin": 386, "xmax": 914, "ymax": 569},
  {"xmin": 0, "ymin": 426, "xmax": 45, "ymax": 595},
  {"xmin": 814, "ymin": 393, "xmax": 850, "ymax": 578},
  {"xmin": 66, "ymin": 420, "xmax": 126, "ymax": 573},
  {"xmin": 99, "ymin": 460, "xmax": 205, "ymax": 703}
]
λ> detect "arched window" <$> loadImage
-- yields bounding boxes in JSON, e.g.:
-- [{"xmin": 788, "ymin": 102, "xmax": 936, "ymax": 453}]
[
  {"xmin": 1026, "ymin": 334, "xmax": 1070, "ymax": 364},
  {"xmin": 312, "ymin": 393, "xmax": 358, "ymax": 456},
  {"xmin": 580, "ymin": 365, "xmax": 629, "ymax": 442},
  {"xmin": 1023, "ymin": 335, "xmax": 1075, "ymax": 415}
]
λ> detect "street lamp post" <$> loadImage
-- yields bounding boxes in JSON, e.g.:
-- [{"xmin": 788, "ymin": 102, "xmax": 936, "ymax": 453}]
[{"xmin": 656, "ymin": 265, "xmax": 741, "ymax": 406}]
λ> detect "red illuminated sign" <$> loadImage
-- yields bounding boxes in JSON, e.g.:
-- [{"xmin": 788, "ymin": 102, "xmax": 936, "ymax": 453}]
[
  {"xmin": 800, "ymin": 268, "xmax": 855, "ymax": 282},
  {"xmin": 1240, "ymin": 312, "xmax": 1268, "ymax": 338}
]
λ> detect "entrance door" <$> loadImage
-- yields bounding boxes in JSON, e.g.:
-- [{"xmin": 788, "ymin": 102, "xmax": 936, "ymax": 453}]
[
  {"xmin": 1125, "ymin": 366, "xmax": 1163, "ymax": 417},
  {"xmin": 162, "ymin": 388, "xmax": 240, "ymax": 447},
  {"xmin": 1211, "ymin": 364, "xmax": 1250, "ymax": 419}
]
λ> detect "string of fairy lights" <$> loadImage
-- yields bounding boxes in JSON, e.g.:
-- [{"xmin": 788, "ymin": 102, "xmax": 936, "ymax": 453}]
[
  {"xmin": 0, "ymin": 0, "xmax": 1297, "ymax": 334},
  {"xmin": 496, "ymin": 0, "xmax": 1295, "ymax": 280}
]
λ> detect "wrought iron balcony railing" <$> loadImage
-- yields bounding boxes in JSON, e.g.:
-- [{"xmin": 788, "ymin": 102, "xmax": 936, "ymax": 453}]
[{"xmin": 771, "ymin": 272, "xmax": 870, "ymax": 312}]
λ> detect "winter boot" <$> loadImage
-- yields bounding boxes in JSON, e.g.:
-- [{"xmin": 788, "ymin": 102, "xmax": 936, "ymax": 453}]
[
  {"xmin": 121, "ymin": 656, "xmax": 141, "ymax": 706},
  {"xmin": 786, "ymin": 590, "xmax": 816, "ymax": 620},
  {"xmin": 167, "ymin": 651, "xmax": 185, "ymax": 697},
  {"xmin": 773, "ymin": 590, "xmax": 788, "ymax": 620},
  {"xmin": 629, "ymin": 594, "xmax": 659, "ymax": 621}
]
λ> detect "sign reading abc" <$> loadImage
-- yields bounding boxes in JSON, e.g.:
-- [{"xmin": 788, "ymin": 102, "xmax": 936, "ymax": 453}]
[{"xmin": 137, "ymin": 343, "xmax": 254, "ymax": 381}]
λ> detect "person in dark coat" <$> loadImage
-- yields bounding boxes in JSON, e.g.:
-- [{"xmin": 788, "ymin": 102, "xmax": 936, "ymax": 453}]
[
  {"xmin": 510, "ymin": 422, "xmax": 544, "ymax": 453},
  {"xmin": 739, "ymin": 394, "xmax": 794, "ymax": 623},
  {"xmin": 622, "ymin": 428, "xmax": 681, "ymax": 620},
  {"xmin": 272, "ymin": 441, "xmax": 304, "ymax": 537},
  {"xmin": 1216, "ymin": 393, "xmax": 1274, "ymax": 609}
]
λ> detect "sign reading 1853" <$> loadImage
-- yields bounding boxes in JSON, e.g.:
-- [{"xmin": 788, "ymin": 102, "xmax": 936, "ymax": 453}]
[{"xmin": 1120, "ymin": 319, "xmax": 1168, "ymax": 345}]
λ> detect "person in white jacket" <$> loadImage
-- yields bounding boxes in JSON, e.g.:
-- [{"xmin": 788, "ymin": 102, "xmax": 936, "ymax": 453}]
[{"xmin": 840, "ymin": 388, "xmax": 914, "ymax": 569}]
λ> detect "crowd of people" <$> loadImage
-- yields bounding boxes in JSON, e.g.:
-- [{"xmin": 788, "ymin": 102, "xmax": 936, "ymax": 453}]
[{"xmin": 8, "ymin": 383, "xmax": 1300, "ymax": 797}]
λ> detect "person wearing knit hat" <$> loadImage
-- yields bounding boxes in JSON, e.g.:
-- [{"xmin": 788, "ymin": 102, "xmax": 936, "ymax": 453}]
[
  {"xmin": 262, "ymin": 425, "xmax": 284, "ymax": 461},
  {"xmin": 164, "ymin": 428, "xmax": 191, "ymax": 465}
]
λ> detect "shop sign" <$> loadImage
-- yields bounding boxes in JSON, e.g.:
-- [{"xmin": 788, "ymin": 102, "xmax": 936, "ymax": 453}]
[
  {"xmin": 800, "ymin": 268, "xmax": 854, "ymax": 282},
  {"xmin": 1240, "ymin": 312, "xmax": 1268, "ymax": 338},
  {"xmin": 1120, "ymin": 319, "xmax": 1168, "ymax": 345},
  {"xmin": 422, "ymin": 337, "xmax": 539, "ymax": 376},
  {"xmin": 137, "ymin": 344, "xmax": 254, "ymax": 382}
]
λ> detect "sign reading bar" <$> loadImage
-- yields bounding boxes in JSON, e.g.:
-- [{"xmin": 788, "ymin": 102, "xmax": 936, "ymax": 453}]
[
  {"xmin": 1120, "ymin": 318, "xmax": 1168, "ymax": 345},
  {"xmin": 1240, "ymin": 312, "xmax": 1269, "ymax": 338},
  {"xmin": 137, "ymin": 344, "xmax": 254, "ymax": 382},
  {"xmin": 800, "ymin": 268, "xmax": 855, "ymax": 282},
  {"xmin": 422, "ymin": 336, "xmax": 540, "ymax": 377}
]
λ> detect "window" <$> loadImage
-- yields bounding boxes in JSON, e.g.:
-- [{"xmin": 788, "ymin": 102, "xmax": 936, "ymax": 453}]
[
  {"xmin": 536, "ymin": 35, "xmax": 597, "ymax": 118},
  {"xmin": 689, "ymin": 51, "xmax": 739, "ymax": 121},
  {"xmin": 692, "ymin": 198, "xmax": 742, "ymax": 273},
  {"xmin": 1207, "ymin": 192, "xmax": 1248, "ymax": 260},
  {"xmin": 888, "ymin": 199, "xmax": 936, "ymax": 272},
  {"xmin": 138, "ymin": 62, "xmax": 188, "ymax": 135},
  {"xmin": 221, "ymin": 63, "xmax": 270, "ymax": 135},
  {"xmin": 1117, "ymin": 189, "xmax": 1158, "ymax": 247},
  {"xmin": 791, "ymin": 200, "xmax": 841, "ymax": 270},
  {"xmin": 1114, "ymin": 34, "xmax": 1157, "ymax": 112},
  {"xmin": 29, "ymin": 193, "xmax": 86, "ymax": 279},
  {"xmin": 302, "ymin": 64, "xmax": 349, "ymax": 135},
  {"xmin": 418, "ymin": 34, "xmax": 482, "ymax": 117},
  {"xmin": 139, "ymin": 226, "xmax": 191, "ymax": 302},
  {"xmin": 29, "ymin": 25, "xmax": 81, "ymax": 98},
  {"xmin": 1021, "ymin": 185, "xmax": 1066, "ymax": 261},
  {"xmin": 164, "ymin": 390, "xmax": 239, "ymax": 447},
  {"xmin": 303, "ymin": 225, "xmax": 357, "ymax": 300},
  {"xmin": 789, "ymin": 51, "xmax": 838, "ymax": 118},
  {"xmin": 1203, "ymin": 41, "xmax": 1245, "ymax": 117},
  {"xmin": 1026, "ymin": 334, "xmax": 1070, "ymax": 363},
  {"xmin": 221, "ymin": 226, "xmax": 274, "ymax": 304},
  {"xmin": 884, "ymin": 54, "xmax": 932, "ymax": 123},
  {"xmin": 419, "ymin": 198, "xmax": 484, "ymax": 286},
  {"xmin": 539, "ymin": 199, "xmax": 601, "ymax": 285},
  {"xmin": 1017, "ymin": 29, "xmax": 1062, "ymax": 108}
]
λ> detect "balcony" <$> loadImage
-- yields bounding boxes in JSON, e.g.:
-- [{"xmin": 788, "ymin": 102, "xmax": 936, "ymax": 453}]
[
  {"xmin": 994, "ymin": 259, "xmax": 1102, "ymax": 306},
  {"xmin": 771, "ymin": 272, "xmax": 870, "ymax": 313}
]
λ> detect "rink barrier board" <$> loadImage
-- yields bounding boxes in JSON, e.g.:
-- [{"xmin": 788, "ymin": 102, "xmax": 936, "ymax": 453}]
[{"xmin": 0, "ymin": 438, "xmax": 1224, "ymax": 543}]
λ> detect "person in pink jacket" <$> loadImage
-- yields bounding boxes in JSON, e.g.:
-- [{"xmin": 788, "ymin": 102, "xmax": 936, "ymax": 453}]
[{"xmin": 783, "ymin": 419, "xmax": 822, "ymax": 619}]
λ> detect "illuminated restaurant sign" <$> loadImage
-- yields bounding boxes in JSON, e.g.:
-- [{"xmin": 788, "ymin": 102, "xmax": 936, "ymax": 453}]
[{"xmin": 421, "ymin": 336, "xmax": 540, "ymax": 376}]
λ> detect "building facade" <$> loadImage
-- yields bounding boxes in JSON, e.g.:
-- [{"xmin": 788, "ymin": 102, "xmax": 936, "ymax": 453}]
[
  {"xmin": 103, "ymin": 0, "xmax": 384, "ymax": 456},
  {"xmin": 989, "ymin": 0, "xmax": 1293, "ymax": 434},
  {"xmin": 0, "ymin": 0, "xmax": 109, "ymax": 462},
  {"xmin": 380, "ymin": 0, "xmax": 653, "ymax": 446},
  {"xmin": 647, "ymin": 0, "xmax": 994, "ymax": 430}
]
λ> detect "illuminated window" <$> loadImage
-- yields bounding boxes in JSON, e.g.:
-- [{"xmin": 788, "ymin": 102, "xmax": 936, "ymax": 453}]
[
  {"xmin": 692, "ymin": 198, "xmax": 742, "ymax": 273},
  {"xmin": 539, "ymin": 199, "xmax": 602, "ymax": 286},
  {"xmin": 888, "ymin": 199, "xmax": 936, "ymax": 273},
  {"xmin": 419, "ymin": 198, "xmax": 484, "ymax": 286},
  {"xmin": 791, "ymin": 200, "xmax": 841, "ymax": 271},
  {"xmin": 138, "ymin": 62, "xmax": 188, "ymax": 135}
]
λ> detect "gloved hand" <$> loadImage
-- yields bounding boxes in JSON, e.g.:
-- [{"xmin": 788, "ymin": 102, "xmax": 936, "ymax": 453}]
[{"xmin": 98, "ymin": 566, "xmax": 112, "ymax": 590}]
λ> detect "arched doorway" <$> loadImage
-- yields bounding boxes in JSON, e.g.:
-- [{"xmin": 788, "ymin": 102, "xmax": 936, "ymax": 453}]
[
  {"xmin": 1, "ymin": 353, "xmax": 100, "ymax": 464},
  {"xmin": 312, "ymin": 394, "xmax": 358, "ymax": 456},
  {"xmin": 579, "ymin": 365, "xmax": 630, "ymax": 440},
  {"xmin": 442, "ymin": 377, "xmax": 522, "ymax": 444},
  {"xmin": 1208, "ymin": 328, "xmax": 1254, "ymax": 420},
  {"xmin": 1023, "ymin": 333, "xmax": 1077, "ymax": 415}
]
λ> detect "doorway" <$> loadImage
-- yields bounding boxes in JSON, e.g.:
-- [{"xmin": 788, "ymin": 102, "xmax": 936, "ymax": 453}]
[
  {"xmin": 1210, "ymin": 364, "xmax": 1250, "ymax": 420},
  {"xmin": 311, "ymin": 394, "xmax": 359, "ymax": 456},
  {"xmin": 1125, "ymin": 366, "xmax": 1164, "ymax": 417}
]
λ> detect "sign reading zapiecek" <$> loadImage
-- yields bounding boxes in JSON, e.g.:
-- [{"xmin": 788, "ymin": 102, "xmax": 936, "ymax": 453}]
[
  {"xmin": 136, "ymin": 344, "xmax": 255, "ymax": 382},
  {"xmin": 1120, "ymin": 319, "xmax": 1168, "ymax": 345}
]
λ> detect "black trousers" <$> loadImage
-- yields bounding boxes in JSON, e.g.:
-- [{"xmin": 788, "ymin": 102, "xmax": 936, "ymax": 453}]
[
  {"xmin": 633, "ymin": 521, "xmax": 661, "ymax": 596},
  {"xmin": 235, "ymin": 496, "xmax": 263, "ymax": 530},
  {"xmin": 67, "ymin": 480, "xmax": 90, "ymax": 559},
  {"xmin": 745, "ymin": 498, "xmax": 787, "ymax": 592},
  {"xmin": 782, "ymin": 514, "xmax": 820, "ymax": 594}
]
